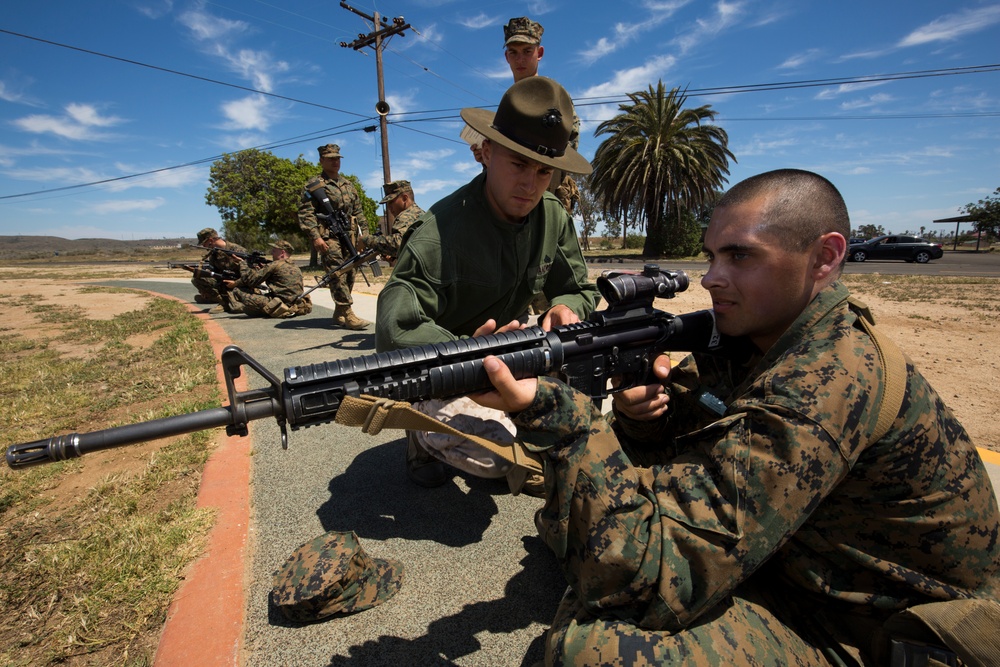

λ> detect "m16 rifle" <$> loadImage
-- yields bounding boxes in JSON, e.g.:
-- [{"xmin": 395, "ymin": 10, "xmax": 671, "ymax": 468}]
[
  {"xmin": 193, "ymin": 245, "xmax": 271, "ymax": 269},
  {"xmin": 169, "ymin": 262, "xmax": 238, "ymax": 283},
  {"xmin": 6, "ymin": 266, "xmax": 742, "ymax": 469},
  {"xmin": 298, "ymin": 188, "xmax": 382, "ymax": 302}
]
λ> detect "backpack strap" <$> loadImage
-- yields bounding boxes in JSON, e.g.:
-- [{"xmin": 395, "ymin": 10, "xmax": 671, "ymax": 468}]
[
  {"xmin": 334, "ymin": 394, "xmax": 544, "ymax": 476},
  {"xmin": 848, "ymin": 296, "xmax": 907, "ymax": 443}
]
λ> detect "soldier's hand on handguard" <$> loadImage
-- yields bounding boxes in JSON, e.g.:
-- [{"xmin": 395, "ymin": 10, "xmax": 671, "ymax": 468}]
[
  {"xmin": 472, "ymin": 318, "xmax": 524, "ymax": 337},
  {"xmin": 540, "ymin": 304, "xmax": 578, "ymax": 331},
  {"xmin": 611, "ymin": 354, "xmax": 672, "ymax": 422},
  {"xmin": 473, "ymin": 356, "xmax": 538, "ymax": 414},
  {"xmin": 222, "ymin": 279, "xmax": 237, "ymax": 289}
]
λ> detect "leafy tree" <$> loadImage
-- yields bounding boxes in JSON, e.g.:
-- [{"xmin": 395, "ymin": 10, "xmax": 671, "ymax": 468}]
[
  {"xmin": 574, "ymin": 175, "xmax": 601, "ymax": 251},
  {"xmin": 855, "ymin": 224, "xmax": 885, "ymax": 239},
  {"xmin": 204, "ymin": 149, "xmax": 379, "ymax": 251},
  {"xmin": 963, "ymin": 187, "xmax": 1000, "ymax": 239},
  {"xmin": 603, "ymin": 216, "xmax": 622, "ymax": 241},
  {"xmin": 653, "ymin": 204, "xmax": 702, "ymax": 257},
  {"xmin": 590, "ymin": 81, "xmax": 735, "ymax": 256},
  {"xmin": 205, "ymin": 149, "xmax": 316, "ymax": 250}
]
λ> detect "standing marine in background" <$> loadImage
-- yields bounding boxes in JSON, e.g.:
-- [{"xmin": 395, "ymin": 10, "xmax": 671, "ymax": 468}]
[
  {"xmin": 222, "ymin": 240, "xmax": 311, "ymax": 318},
  {"xmin": 357, "ymin": 180, "xmax": 423, "ymax": 263},
  {"xmin": 298, "ymin": 143, "xmax": 369, "ymax": 330},
  {"xmin": 192, "ymin": 227, "xmax": 247, "ymax": 312}
]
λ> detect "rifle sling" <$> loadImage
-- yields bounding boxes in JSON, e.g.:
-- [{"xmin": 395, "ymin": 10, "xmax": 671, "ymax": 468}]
[
  {"xmin": 847, "ymin": 296, "xmax": 906, "ymax": 443},
  {"xmin": 335, "ymin": 394, "xmax": 544, "ymax": 476}
]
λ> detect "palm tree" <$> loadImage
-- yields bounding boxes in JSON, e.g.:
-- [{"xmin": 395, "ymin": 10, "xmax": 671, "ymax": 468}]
[{"xmin": 591, "ymin": 81, "xmax": 735, "ymax": 256}]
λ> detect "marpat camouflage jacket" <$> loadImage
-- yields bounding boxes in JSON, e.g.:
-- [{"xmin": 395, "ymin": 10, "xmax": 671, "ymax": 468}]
[{"xmin": 514, "ymin": 281, "xmax": 1000, "ymax": 631}]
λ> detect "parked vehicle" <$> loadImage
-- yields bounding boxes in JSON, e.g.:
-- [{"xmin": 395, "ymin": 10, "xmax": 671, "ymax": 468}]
[{"xmin": 848, "ymin": 235, "xmax": 944, "ymax": 263}]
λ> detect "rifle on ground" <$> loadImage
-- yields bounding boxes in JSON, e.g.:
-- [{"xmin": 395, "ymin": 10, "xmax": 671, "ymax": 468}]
[
  {"xmin": 192, "ymin": 245, "xmax": 271, "ymax": 269},
  {"xmin": 299, "ymin": 188, "xmax": 382, "ymax": 302},
  {"xmin": 6, "ymin": 266, "xmax": 742, "ymax": 469}
]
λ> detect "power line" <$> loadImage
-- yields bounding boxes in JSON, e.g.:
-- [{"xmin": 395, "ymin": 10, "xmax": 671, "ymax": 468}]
[
  {"xmin": 0, "ymin": 28, "xmax": 369, "ymax": 118},
  {"xmin": 0, "ymin": 121, "xmax": 374, "ymax": 202}
]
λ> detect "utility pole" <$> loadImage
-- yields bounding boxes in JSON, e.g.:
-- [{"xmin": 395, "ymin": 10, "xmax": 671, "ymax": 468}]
[{"xmin": 339, "ymin": 1, "xmax": 410, "ymax": 186}]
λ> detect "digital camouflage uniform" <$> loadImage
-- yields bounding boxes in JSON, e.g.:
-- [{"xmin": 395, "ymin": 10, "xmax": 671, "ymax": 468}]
[
  {"xmin": 374, "ymin": 171, "xmax": 598, "ymax": 351},
  {"xmin": 511, "ymin": 282, "xmax": 1000, "ymax": 666},
  {"xmin": 360, "ymin": 203, "xmax": 424, "ymax": 259},
  {"xmin": 193, "ymin": 240, "xmax": 247, "ymax": 304},
  {"xmin": 230, "ymin": 257, "xmax": 311, "ymax": 318},
  {"xmin": 298, "ymin": 172, "xmax": 366, "ymax": 307}
]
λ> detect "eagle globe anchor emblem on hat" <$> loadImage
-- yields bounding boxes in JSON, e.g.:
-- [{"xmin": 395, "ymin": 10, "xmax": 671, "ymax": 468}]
[{"xmin": 460, "ymin": 76, "xmax": 592, "ymax": 176}]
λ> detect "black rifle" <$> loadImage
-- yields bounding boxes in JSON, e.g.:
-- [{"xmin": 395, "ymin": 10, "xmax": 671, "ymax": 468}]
[
  {"xmin": 299, "ymin": 187, "xmax": 382, "ymax": 302},
  {"xmin": 193, "ymin": 245, "xmax": 271, "ymax": 269},
  {"xmin": 5, "ymin": 266, "xmax": 740, "ymax": 469},
  {"xmin": 169, "ymin": 262, "xmax": 238, "ymax": 283}
]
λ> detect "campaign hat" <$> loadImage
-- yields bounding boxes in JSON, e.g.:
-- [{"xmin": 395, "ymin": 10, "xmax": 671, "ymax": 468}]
[{"xmin": 460, "ymin": 76, "xmax": 591, "ymax": 175}]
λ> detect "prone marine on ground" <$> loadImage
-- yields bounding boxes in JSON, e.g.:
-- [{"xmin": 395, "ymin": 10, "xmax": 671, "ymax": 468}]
[
  {"xmin": 222, "ymin": 240, "xmax": 311, "ymax": 319},
  {"xmin": 191, "ymin": 227, "xmax": 247, "ymax": 311},
  {"xmin": 357, "ymin": 180, "xmax": 423, "ymax": 262},
  {"xmin": 474, "ymin": 168, "xmax": 1000, "ymax": 665},
  {"xmin": 375, "ymin": 76, "xmax": 599, "ymax": 498},
  {"xmin": 298, "ymin": 143, "xmax": 369, "ymax": 330}
]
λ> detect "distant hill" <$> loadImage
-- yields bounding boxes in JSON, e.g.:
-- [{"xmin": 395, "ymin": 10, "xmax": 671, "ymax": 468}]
[{"xmin": 0, "ymin": 235, "xmax": 197, "ymax": 260}]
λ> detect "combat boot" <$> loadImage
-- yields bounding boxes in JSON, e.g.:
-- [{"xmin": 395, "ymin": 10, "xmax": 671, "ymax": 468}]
[{"xmin": 333, "ymin": 305, "xmax": 370, "ymax": 330}]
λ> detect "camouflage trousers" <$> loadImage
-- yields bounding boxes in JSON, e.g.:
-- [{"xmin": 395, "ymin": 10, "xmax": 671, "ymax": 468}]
[
  {"xmin": 321, "ymin": 239, "xmax": 356, "ymax": 306},
  {"xmin": 232, "ymin": 290, "xmax": 312, "ymax": 318},
  {"xmin": 192, "ymin": 276, "xmax": 224, "ymax": 303},
  {"xmin": 544, "ymin": 580, "xmax": 865, "ymax": 666}
]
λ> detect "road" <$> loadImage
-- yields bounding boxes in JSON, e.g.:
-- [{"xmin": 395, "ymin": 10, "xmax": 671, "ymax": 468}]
[
  {"xmin": 101, "ymin": 279, "xmax": 557, "ymax": 667},
  {"xmin": 586, "ymin": 250, "xmax": 1000, "ymax": 277}
]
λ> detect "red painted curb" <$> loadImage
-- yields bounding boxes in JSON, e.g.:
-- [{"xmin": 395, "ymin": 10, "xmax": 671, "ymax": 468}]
[{"xmin": 147, "ymin": 296, "xmax": 249, "ymax": 667}]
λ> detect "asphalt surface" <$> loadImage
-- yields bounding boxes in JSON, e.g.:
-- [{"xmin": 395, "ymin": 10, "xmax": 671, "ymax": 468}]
[
  {"xmin": 102, "ymin": 278, "xmax": 562, "ymax": 667},
  {"xmin": 102, "ymin": 273, "xmax": 1000, "ymax": 667}
]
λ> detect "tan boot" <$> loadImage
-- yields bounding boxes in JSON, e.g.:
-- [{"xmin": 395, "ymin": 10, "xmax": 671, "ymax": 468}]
[{"xmin": 333, "ymin": 305, "xmax": 370, "ymax": 330}]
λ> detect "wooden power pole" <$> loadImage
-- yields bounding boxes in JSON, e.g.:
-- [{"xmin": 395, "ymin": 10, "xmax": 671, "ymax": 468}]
[{"xmin": 339, "ymin": 1, "xmax": 410, "ymax": 186}]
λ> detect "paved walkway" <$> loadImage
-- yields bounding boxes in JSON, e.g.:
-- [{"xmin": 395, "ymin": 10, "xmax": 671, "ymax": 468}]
[{"xmin": 102, "ymin": 280, "xmax": 1000, "ymax": 666}]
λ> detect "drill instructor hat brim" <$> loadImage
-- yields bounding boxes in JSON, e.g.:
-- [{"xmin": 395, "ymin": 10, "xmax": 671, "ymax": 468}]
[{"xmin": 460, "ymin": 77, "xmax": 592, "ymax": 175}]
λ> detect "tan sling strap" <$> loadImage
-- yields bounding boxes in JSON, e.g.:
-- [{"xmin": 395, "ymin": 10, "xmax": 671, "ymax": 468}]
[
  {"xmin": 848, "ymin": 296, "xmax": 907, "ymax": 443},
  {"xmin": 334, "ymin": 394, "xmax": 544, "ymax": 476},
  {"xmin": 885, "ymin": 599, "xmax": 1000, "ymax": 667}
]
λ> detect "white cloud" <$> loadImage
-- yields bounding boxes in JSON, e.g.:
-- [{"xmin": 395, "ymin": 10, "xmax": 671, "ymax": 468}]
[
  {"xmin": 673, "ymin": 0, "xmax": 746, "ymax": 55},
  {"xmin": 578, "ymin": 1, "xmax": 690, "ymax": 64},
  {"xmin": 12, "ymin": 103, "xmax": 125, "ymax": 141},
  {"xmin": 898, "ymin": 6, "xmax": 1000, "ymax": 47},
  {"xmin": 221, "ymin": 95, "xmax": 271, "ymax": 131},
  {"xmin": 579, "ymin": 55, "xmax": 678, "ymax": 100},
  {"xmin": 814, "ymin": 80, "xmax": 887, "ymax": 100},
  {"xmin": 87, "ymin": 197, "xmax": 166, "ymax": 214},
  {"xmin": 839, "ymin": 93, "xmax": 894, "ymax": 110},
  {"xmin": 458, "ymin": 12, "xmax": 498, "ymax": 29},
  {"xmin": 104, "ymin": 164, "xmax": 206, "ymax": 191},
  {"xmin": 777, "ymin": 49, "xmax": 823, "ymax": 70},
  {"xmin": 177, "ymin": 7, "xmax": 248, "ymax": 41}
]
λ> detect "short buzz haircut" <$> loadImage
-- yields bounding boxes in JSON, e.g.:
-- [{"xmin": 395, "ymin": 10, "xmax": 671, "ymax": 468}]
[{"xmin": 716, "ymin": 169, "xmax": 850, "ymax": 251}]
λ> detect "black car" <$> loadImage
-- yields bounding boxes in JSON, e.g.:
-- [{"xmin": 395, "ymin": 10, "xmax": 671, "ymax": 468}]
[{"xmin": 847, "ymin": 235, "xmax": 944, "ymax": 263}]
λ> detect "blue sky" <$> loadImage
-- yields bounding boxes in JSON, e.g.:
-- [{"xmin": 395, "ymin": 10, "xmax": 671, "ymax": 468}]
[{"xmin": 1, "ymin": 0, "xmax": 998, "ymax": 241}]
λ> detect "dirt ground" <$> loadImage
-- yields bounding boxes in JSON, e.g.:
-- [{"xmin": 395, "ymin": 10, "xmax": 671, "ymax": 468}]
[{"xmin": 1, "ymin": 269, "xmax": 997, "ymax": 452}]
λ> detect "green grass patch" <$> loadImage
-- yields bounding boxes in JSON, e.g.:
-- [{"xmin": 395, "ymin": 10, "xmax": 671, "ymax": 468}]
[{"xmin": 0, "ymin": 289, "xmax": 222, "ymax": 665}]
